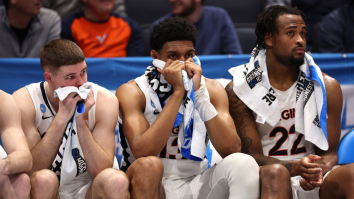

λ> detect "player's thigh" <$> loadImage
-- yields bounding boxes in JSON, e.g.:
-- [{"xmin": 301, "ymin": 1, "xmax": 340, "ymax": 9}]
[
  {"xmin": 320, "ymin": 164, "xmax": 354, "ymax": 196},
  {"xmin": 0, "ymin": 173, "xmax": 31, "ymax": 198}
]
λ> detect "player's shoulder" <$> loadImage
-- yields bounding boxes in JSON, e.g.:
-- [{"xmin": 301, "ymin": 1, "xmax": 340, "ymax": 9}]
[
  {"xmin": 205, "ymin": 78, "xmax": 224, "ymax": 90},
  {"xmin": 117, "ymin": 80, "xmax": 144, "ymax": 98},
  {"xmin": 116, "ymin": 80, "xmax": 146, "ymax": 109},
  {"xmin": 205, "ymin": 78, "xmax": 228, "ymax": 102},
  {"xmin": 97, "ymin": 85, "xmax": 118, "ymax": 104},
  {"xmin": 322, "ymin": 72, "xmax": 341, "ymax": 94},
  {"xmin": 12, "ymin": 86, "xmax": 33, "ymax": 106}
]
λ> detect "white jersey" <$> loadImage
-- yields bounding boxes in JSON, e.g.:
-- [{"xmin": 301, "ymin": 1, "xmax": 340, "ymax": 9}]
[
  {"xmin": 0, "ymin": 145, "xmax": 7, "ymax": 159},
  {"xmin": 26, "ymin": 82, "xmax": 98, "ymax": 137},
  {"xmin": 120, "ymin": 75, "xmax": 208, "ymax": 178},
  {"xmin": 26, "ymin": 81, "xmax": 98, "ymax": 196},
  {"xmin": 255, "ymin": 82, "xmax": 315, "ymax": 161}
]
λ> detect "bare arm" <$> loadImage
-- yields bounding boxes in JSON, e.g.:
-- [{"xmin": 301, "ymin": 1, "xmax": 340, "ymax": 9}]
[
  {"xmin": 13, "ymin": 87, "xmax": 81, "ymax": 174},
  {"xmin": 0, "ymin": 90, "xmax": 32, "ymax": 175},
  {"xmin": 76, "ymin": 87, "xmax": 117, "ymax": 179},
  {"xmin": 225, "ymin": 81, "xmax": 302, "ymax": 176},
  {"xmin": 314, "ymin": 73, "xmax": 342, "ymax": 174},
  {"xmin": 117, "ymin": 82, "xmax": 184, "ymax": 159},
  {"xmin": 117, "ymin": 60, "xmax": 186, "ymax": 159},
  {"xmin": 204, "ymin": 79, "xmax": 241, "ymax": 158}
]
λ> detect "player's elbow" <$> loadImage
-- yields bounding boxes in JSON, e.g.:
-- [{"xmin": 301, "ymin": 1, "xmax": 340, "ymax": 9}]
[
  {"xmin": 24, "ymin": 152, "xmax": 33, "ymax": 173},
  {"xmin": 221, "ymin": 144, "xmax": 241, "ymax": 158}
]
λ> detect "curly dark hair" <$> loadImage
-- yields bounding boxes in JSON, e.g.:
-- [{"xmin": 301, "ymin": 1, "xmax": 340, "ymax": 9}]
[
  {"xmin": 149, "ymin": 17, "xmax": 198, "ymax": 52},
  {"xmin": 255, "ymin": 5, "xmax": 307, "ymax": 49}
]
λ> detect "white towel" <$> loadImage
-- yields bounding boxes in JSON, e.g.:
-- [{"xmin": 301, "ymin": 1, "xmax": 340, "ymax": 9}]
[
  {"xmin": 51, "ymin": 83, "xmax": 92, "ymax": 185},
  {"xmin": 229, "ymin": 48, "xmax": 328, "ymax": 150},
  {"xmin": 146, "ymin": 56, "xmax": 208, "ymax": 161}
]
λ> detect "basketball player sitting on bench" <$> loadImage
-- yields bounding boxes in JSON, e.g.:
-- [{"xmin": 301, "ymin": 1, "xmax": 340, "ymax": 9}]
[
  {"xmin": 0, "ymin": 90, "xmax": 32, "ymax": 199},
  {"xmin": 13, "ymin": 39, "xmax": 129, "ymax": 199},
  {"xmin": 116, "ymin": 16, "xmax": 260, "ymax": 199},
  {"xmin": 226, "ymin": 5, "xmax": 354, "ymax": 199}
]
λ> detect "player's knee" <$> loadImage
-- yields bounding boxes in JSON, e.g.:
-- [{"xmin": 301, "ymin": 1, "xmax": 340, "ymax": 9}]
[
  {"xmin": 134, "ymin": 156, "xmax": 164, "ymax": 176},
  {"xmin": 94, "ymin": 168, "xmax": 129, "ymax": 191},
  {"xmin": 260, "ymin": 164, "xmax": 289, "ymax": 181},
  {"xmin": 30, "ymin": 169, "xmax": 58, "ymax": 190},
  {"xmin": 225, "ymin": 153, "xmax": 259, "ymax": 171},
  {"xmin": 14, "ymin": 173, "xmax": 31, "ymax": 198},
  {"xmin": 221, "ymin": 153, "xmax": 259, "ymax": 181}
]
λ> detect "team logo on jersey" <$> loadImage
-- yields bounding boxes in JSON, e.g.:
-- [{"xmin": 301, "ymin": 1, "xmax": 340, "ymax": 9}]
[
  {"xmin": 40, "ymin": 104, "xmax": 46, "ymax": 113},
  {"xmin": 96, "ymin": 34, "xmax": 107, "ymax": 45},
  {"xmin": 72, "ymin": 148, "xmax": 87, "ymax": 177}
]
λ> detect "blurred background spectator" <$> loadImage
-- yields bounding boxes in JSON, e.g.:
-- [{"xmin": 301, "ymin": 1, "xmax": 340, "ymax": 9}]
[
  {"xmin": 266, "ymin": 0, "xmax": 347, "ymax": 51},
  {"xmin": 42, "ymin": 0, "xmax": 126, "ymax": 19},
  {"xmin": 316, "ymin": 0, "xmax": 354, "ymax": 53},
  {"xmin": 61, "ymin": 0, "xmax": 143, "ymax": 57},
  {"xmin": 0, "ymin": 0, "xmax": 60, "ymax": 57},
  {"xmin": 151, "ymin": 0, "xmax": 243, "ymax": 55}
]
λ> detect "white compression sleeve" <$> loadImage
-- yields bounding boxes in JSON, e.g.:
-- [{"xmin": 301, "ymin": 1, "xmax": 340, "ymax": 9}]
[{"xmin": 194, "ymin": 84, "xmax": 218, "ymax": 122}]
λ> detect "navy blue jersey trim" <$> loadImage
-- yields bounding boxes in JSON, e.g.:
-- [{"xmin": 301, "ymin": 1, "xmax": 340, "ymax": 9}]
[{"xmin": 40, "ymin": 81, "xmax": 55, "ymax": 117}]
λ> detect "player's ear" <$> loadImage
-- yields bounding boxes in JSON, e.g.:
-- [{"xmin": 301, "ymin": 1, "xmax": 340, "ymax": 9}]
[
  {"xmin": 264, "ymin": 33, "xmax": 274, "ymax": 47},
  {"xmin": 151, "ymin": 50, "xmax": 160, "ymax": 59},
  {"xmin": 44, "ymin": 72, "xmax": 53, "ymax": 83}
]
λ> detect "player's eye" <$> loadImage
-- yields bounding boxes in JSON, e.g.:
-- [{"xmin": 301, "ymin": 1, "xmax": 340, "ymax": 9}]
[
  {"xmin": 287, "ymin": 31, "xmax": 294, "ymax": 36},
  {"xmin": 168, "ymin": 54, "xmax": 176, "ymax": 59}
]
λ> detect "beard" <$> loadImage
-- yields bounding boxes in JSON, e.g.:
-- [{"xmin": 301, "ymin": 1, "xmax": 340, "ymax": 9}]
[
  {"xmin": 177, "ymin": 1, "xmax": 196, "ymax": 17},
  {"xmin": 290, "ymin": 54, "xmax": 305, "ymax": 67}
]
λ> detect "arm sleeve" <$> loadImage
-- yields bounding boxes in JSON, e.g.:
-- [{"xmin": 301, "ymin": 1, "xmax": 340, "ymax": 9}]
[
  {"xmin": 126, "ymin": 19, "xmax": 144, "ymax": 56},
  {"xmin": 317, "ymin": 10, "xmax": 345, "ymax": 53},
  {"xmin": 220, "ymin": 10, "xmax": 243, "ymax": 54}
]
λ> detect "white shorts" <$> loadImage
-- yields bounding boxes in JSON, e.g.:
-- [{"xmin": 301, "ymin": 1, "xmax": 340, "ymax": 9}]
[
  {"xmin": 58, "ymin": 156, "xmax": 119, "ymax": 199},
  {"xmin": 59, "ymin": 181, "xmax": 91, "ymax": 199},
  {"xmin": 291, "ymin": 165, "xmax": 340, "ymax": 199},
  {"xmin": 162, "ymin": 153, "xmax": 260, "ymax": 199}
]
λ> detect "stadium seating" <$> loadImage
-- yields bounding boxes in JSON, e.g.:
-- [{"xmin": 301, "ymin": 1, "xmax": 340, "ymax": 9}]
[
  {"xmin": 234, "ymin": 23, "xmax": 257, "ymax": 54},
  {"xmin": 338, "ymin": 128, "xmax": 354, "ymax": 164},
  {"xmin": 204, "ymin": 0, "xmax": 263, "ymax": 23},
  {"xmin": 125, "ymin": 0, "xmax": 171, "ymax": 25},
  {"xmin": 125, "ymin": 0, "xmax": 264, "ymax": 25},
  {"xmin": 140, "ymin": 24, "xmax": 152, "ymax": 56}
]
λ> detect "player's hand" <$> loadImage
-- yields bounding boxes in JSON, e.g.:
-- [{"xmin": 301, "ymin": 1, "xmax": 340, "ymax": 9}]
[
  {"xmin": 0, "ymin": 159, "xmax": 5, "ymax": 177},
  {"xmin": 185, "ymin": 58, "xmax": 202, "ymax": 91},
  {"xmin": 297, "ymin": 154, "xmax": 322, "ymax": 181},
  {"xmin": 299, "ymin": 171, "xmax": 323, "ymax": 191},
  {"xmin": 77, "ymin": 89, "xmax": 95, "ymax": 121},
  {"xmin": 157, "ymin": 59, "xmax": 185, "ymax": 93},
  {"xmin": 57, "ymin": 92, "xmax": 83, "ymax": 122}
]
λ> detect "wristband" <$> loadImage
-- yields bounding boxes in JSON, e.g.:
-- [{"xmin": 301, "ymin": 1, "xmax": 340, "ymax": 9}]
[{"xmin": 194, "ymin": 84, "xmax": 218, "ymax": 122}]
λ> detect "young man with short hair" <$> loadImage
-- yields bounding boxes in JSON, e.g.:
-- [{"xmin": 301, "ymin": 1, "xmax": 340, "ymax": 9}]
[
  {"xmin": 227, "ymin": 5, "xmax": 354, "ymax": 199},
  {"xmin": 0, "ymin": 90, "xmax": 32, "ymax": 199},
  {"xmin": 117, "ymin": 17, "xmax": 259, "ymax": 199},
  {"xmin": 13, "ymin": 39, "xmax": 129, "ymax": 199}
]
